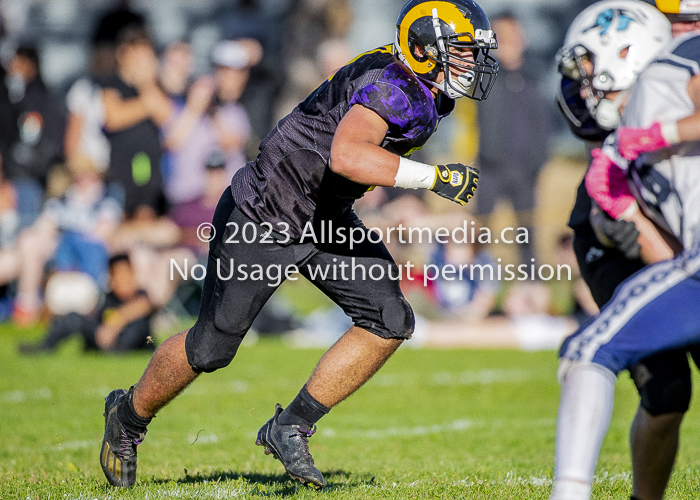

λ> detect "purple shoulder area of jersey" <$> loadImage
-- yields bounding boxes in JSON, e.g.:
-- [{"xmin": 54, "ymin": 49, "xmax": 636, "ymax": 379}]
[{"xmin": 349, "ymin": 62, "xmax": 436, "ymax": 136}]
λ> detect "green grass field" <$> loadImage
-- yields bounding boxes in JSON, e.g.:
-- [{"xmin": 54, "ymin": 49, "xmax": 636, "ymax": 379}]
[{"xmin": 2, "ymin": 322, "xmax": 700, "ymax": 499}]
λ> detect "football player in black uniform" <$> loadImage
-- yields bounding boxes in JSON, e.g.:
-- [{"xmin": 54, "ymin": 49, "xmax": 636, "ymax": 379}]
[{"xmin": 99, "ymin": 0, "xmax": 497, "ymax": 490}]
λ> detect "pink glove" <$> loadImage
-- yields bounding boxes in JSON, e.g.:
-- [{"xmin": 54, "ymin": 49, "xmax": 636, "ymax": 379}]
[
  {"xmin": 585, "ymin": 148, "xmax": 636, "ymax": 219},
  {"xmin": 617, "ymin": 122, "xmax": 670, "ymax": 161}
]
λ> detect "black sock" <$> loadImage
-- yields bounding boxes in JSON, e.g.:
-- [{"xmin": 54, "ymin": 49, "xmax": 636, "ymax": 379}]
[
  {"xmin": 278, "ymin": 385, "xmax": 330, "ymax": 428},
  {"xmin": 117, "ymin": 387, "xmax": 152, "ymax": 439}
]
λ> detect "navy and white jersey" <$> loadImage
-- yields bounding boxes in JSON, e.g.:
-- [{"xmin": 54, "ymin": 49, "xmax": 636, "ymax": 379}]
[
  {"xmin": 561, "ymin": 33, "xmax": 700, "ymax": 374},
  {"xmin": 605, "ymin": 32, "xmax": 700, "ymax": 249},
  {"xmin": 230, "ymin": 45, "xmax": 454, "ymax": 239}
]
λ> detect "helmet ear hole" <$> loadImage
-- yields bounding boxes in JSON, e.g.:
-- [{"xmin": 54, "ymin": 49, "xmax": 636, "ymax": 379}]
[
  {"xmin": 409, "ymin": 38, "xmax": 433, "ymax": 62},
  {"xmin": 411, "ymin": 41, "xmax": 425, "ymax": 59}
]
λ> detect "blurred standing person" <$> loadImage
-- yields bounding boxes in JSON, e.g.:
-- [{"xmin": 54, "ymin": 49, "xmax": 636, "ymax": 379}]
[
  {"xmin": 68, "ymin": 4, "xmax": 146, "ymax": 179},
  {"xmin": 158, "ymin": 41, "xmax": 193, "ymax": 187},
  {"xmin": 220, "ymin": 0, "xmax": 288, "ymax": 139},
  {"xmin": 275, "ymin": 0, "xmax": 354, "ymax": 119},
  {"xmin": 100, "ymin": 26, "xmax": 172, "ymax": 220},
  {"xmin": 158, "ymin": 41, "xmax": 193, "ymax": 105},
  {"xmin": 0, "ymin": 57, "xmax": 18, "ymax": 291},
  {"xmin": 476, "ymin": 13, "xmax": 551, "ymax": 264},
  {"xmin": 162, "ymin": 39, "xmax": 258, "ymax": 210},
  {"xmin": 0, "ymin": 51, "xmax": 13, "ymax": 166},
  {"xmin": 64, "ymin": 51, "xmax": 114, "ymax": 178},
  {"xmin": 5, "ymin": 46, "xmax": 66, "ymax": 229}
]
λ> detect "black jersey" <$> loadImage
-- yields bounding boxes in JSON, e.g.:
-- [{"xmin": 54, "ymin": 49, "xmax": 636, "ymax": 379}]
[
  {"xmin": 568, "ymin": 178, "xmax": 592, "ymax": 231},
  {"xmin": 230, "ymin": 45, "xmax": 454, "ymax": 239}
]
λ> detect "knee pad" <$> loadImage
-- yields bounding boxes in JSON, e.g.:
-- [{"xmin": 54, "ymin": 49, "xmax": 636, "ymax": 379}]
[
  {"xmin": 630, "ymin": 360, "xmax": 692, "ymax": 416},
  {"xmin": 185, "ymin": 322, "xmax": 247, "ymax": 373},
  {"xmin": 377, "ymin": 296, "xmax": 415, "ymax": 340},
  {"xmin": 557, "ymin": 359, "xmax": 616, "ymax": 386}
]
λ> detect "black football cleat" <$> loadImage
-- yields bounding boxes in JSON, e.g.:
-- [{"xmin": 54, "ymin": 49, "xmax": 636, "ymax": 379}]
[
  {"xmin": 256, "ymin": 403, "xmax": 326, "ymax": 488},
  {"xmin": 100, "ymin": 389, "xmax": 146, "ymax": 487}
]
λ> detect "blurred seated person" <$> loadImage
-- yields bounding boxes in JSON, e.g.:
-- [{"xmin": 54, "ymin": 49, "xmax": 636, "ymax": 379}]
[
  {"xmin": 429, "ymin": 239, "xmax": 499, "ymax": 322},
  {"xmin": 12, "ymin": 156, "xmax": 122, "ymax": 326},
  {"xmin": 109, "ymin": 210, "xmax": 193, "ymax": 309},
  {"xmin": 20, "ymin": 253, "xmax": 154, "ymax": 353},
  {"xmin": 99, "ymin": 25, "xmax": 171, "ymax": 219},
  {"xmin": 162, "ymin": 38, "xmax": 259, "ymax": 209},
  {"xmin": 169, "ymin": 149, "xmax": 231, "ymax": 253}
]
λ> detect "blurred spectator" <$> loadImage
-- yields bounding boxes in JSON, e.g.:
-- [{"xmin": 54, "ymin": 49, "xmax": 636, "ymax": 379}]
[
  {"xmin": 99, "ymin": 25, "xmax": 171, "ymax": 219},
  {"xmin": 64, "ymin": 46, "xmax": 114, "ymax": 177},
  {"xmin": 19, "ymin": 253, "xmax": 154, "ymax": 354},
  {"xmin": 275, "ymin": 0, "xmax": 354, "ymax": 120},
  {"xmin": 159, "ymin": 41, "xmax": 193, "ymax": 104},
  {"xmin": 0, "ymin": 155, "xmax": 19, "ymax": 287},
  {"xmin": 91, "ymin": 4, "xmax": 147, "ymax": 78},
  {"xmin": 12, "ymin": 156, "xmax": 123, "ymax": 326},
  {"xmin": 429, "ymin": 239, "xmax": 499, "ymax": 322},
  {"xmin": 110, "ymin": 211, "xmax": 194, "ymax": 310},
  {"xmin": 5, "ymin": 45, "xmax": 66, "ymax": 229},
  {"xmin": 158, "ymin": 40, "xmax": 194, "ymax": 187},
  {"xmin": 162, "ymin": 38, "xmax": 258, "ymax": 208},
  {"xmin": 475, "ymin": 12, "xmax": 551, "ymax": 264},
  {"xmin": 220, "ymin": 0, "xmax": 289, "ymax": 139},
  {"xmin": 169, "ymin": 150, "xmax": 231, "ymax": 253},
  {"xmin": 0, "ymin": 57, "xmax": 13, "ymax": 166},
  {"xmin": 413, "ymin": 281, "xmax": 576, "ymax": 350}
]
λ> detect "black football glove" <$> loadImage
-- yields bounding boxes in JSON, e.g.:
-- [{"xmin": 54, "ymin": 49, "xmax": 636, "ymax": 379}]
[
  {"xmin": 589, "ymin": 203, "xmax": 641, "ymax": 260},
  {"xmin": 430, "ymin": 163, "xmax": 479, "ymax": 205}
]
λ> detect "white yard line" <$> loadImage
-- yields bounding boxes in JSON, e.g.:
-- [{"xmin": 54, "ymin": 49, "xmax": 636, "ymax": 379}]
[{"xmin": 1, "ymin": 386, "xmax": 51, "ymax": 403}]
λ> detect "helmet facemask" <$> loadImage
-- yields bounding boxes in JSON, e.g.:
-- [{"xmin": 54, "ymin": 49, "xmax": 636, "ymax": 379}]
[
  {"xmin": 556, "ymin": 75, "xmax": 612, "ymax": 141},
  {"xmin": 558, "ymin": 44, "xmax": 627, "ymax": 131},
  {"xmin": 426, "ymin": 8, "xmax": 498, "ymax": 99},
  {"xmin": 433, "ymin": 32, "xmax": 498, "ymax": 99}
]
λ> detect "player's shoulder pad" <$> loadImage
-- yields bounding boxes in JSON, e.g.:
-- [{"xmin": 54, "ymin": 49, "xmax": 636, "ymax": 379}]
[{"xmin": 657, "ymin": 32, "xmax": 700, "ymax": 75}]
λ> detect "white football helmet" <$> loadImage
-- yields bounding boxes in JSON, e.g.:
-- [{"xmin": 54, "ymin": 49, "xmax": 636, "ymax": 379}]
[{"xmin": 557, "ymin": 0, "xmax": 672, "ymax": 130}]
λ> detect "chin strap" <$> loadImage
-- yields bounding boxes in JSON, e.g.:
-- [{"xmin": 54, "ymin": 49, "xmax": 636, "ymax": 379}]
[{"xmin": 592, "ymin": 89, "xmax": 629, "ymax": 130}]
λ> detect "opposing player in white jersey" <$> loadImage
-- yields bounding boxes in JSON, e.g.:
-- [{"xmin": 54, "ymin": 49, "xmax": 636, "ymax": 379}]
[
  {"xmin": 554, "ymin": 3, "xmax": 694, "ymax": 500},
  {"xmin": 551, "ymin": 3, "xmax": 700, "ymax": 499}
]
